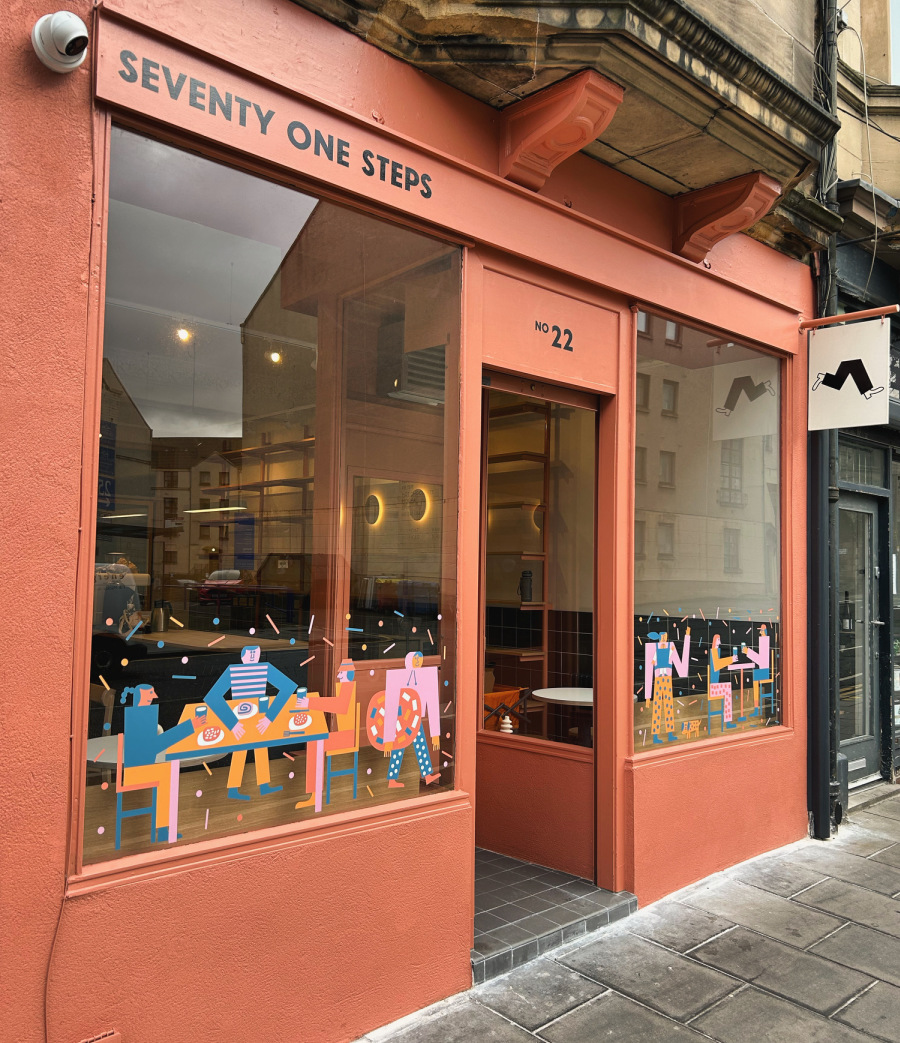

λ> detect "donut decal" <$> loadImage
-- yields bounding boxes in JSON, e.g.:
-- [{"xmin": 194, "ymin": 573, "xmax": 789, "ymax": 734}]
[{"xmin": 366, "ymin": 687, "xmax": 421, "ymax": 750}]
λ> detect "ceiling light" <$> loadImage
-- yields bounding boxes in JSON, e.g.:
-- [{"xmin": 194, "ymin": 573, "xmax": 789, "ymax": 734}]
[
  {"xmin": 183, "ymin": 506, "xmax": 248, "ymax": 514},
  {"xmin": 268, "ymin": 351, "xmax": 282, "ymax": 363},
  {"xmin": 176, "ymin": 328, "xmax": 191, "ymax": 342}
]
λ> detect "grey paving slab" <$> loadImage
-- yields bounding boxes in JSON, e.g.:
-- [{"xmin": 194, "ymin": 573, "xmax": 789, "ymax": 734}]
[
  {"xmin": 690, "ymin": 985, "xmax": 876, "ymax": 1043},
  {"xmin": 556, "ymin": 931, "xmax": 739, "ymax": 1020},
  {"xmin": 848, "ymin": 812, "xmax": 900, "ymax": 843},
  {"xmin": 810, "ymin": 923, "xmax": 900, "ymax": 988},
  {"xmin": 831, "ymin": 827, "xmax": 897, "ymax": 858},
  {"xmin": 848, "ymin": 784, "xmax": 897, "ymax": 810},
  {"xmin": 728, "ymin": 856, "xmax": 828, "ymax": 898},
  {"xmin": 691, "ymin": 926, "xmax": 873, "ymax": 1014},
  {"xmin": 680, "ymin": 878, "xmax": 844, "ymax": 948},
  {"xmin": 781, "ymin": 845, "xmax": 900, "ymax": 896},
  {"xmin": 538, "ymin": 991, "xmax": 708, "ymax": 1042},
  {"xmin": 795, "ymin": 877, "xmax": 900, "ymax": 937},
  {"xmin": 861, "ymin": 798, "xmax": 900, "ymax": 823},
  {"xmin": 868, "ymin": 845, "xmax": 900, "ymax": 870},
  {"xmin": 834, "ymin": 981, "xmax": 900, "ymax": 1042},
  {"xmin": 626, "ymin": 900, "xmax": 735, "ymax": 953},
  {"xmin": 384, "ymin": 998, "xmax": 536, "ymax": 1043},
  {"xmin": 476, "ymin": 958, "xmax": 605, "ymax": 1032}
]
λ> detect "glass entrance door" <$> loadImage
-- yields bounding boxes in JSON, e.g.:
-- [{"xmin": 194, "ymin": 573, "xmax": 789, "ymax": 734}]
[{"xmin": 838, "ymin": 494, "xmax": 882, "ymax": 783}]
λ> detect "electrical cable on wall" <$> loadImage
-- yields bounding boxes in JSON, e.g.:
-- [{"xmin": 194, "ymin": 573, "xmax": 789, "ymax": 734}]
[{"xmin": 839, "ymin": 21, "xmax": 880, "ymax": 299}]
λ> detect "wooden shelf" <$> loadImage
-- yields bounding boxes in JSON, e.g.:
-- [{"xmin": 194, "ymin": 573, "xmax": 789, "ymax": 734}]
[
  {"xmin": 487, "ymin": 600, "xmax": 551, "ymax": 610},
  {"xmin": 487, "ymin": 501, "xmax": 546, "ymax": 511},
  {"xmin": 485, "ymin": 551, "xmax": 546, "ymax": 559},
  {"xmin": 485, "ymin": 646, "xmax": 546, "ymax": 661}
]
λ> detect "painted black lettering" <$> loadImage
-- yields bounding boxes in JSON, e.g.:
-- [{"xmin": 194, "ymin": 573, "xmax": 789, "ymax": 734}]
[
  {"xmin": 337, "ymin": 139, "xmax": 350, "ymax": 167},
  {"xmin": 189, "ymin": 78, "xmax": 206, "ymax": 110},
  {"xmin": 390, "ymin": 161, "xmax": 403, "ymax": 188},
  {"xmin": 287, "ymin": 121, "xmax": 311, "ymax": 150},
  {"xmin": 118, "ymin": 50, "xmax": 138, "ymax": 83},
  {"xmin": 376, "ymin": 155, "xmax": 390, "ymax": 181},
  {"xmin": 420, "ymin": 173, "xmax": 433, "ymax": 199},
  {"xmin": 314, "ymin": 130, "xmax": 334, "ymax": 161},
  {"xmin": 141, "ymin": 58, "xmax": 160, "ymax": 92},
  {"xmin": 253, "ymin": 104, "xmax": 275, "ymax": 135},
  {"xmin": 162, "ymin": 66, "xmax": 186, "ymax": 100},
  {"xmin": 208, "ymin": 85, "xmax": 232, "ymax": 120},
  {"xmin": 535, "ymin": 320, "xmax": 544, "ymax": 332},
  {"xmin": 563, "ymin": 329, "xmax": 573, "ymax": 351},
  {"xmin": 404, "ymin": 166, "xmax": 420, "ymax": 191},
  {"xmin": 551, "ymin": 326, "xmax": 562, "ymax": 348},
  {"xmin": 362, "ymin": 150, "xmax": 375, "ymax": 176},
  {"xmin": 235, "ymin": 97, "xmax": 252, "ymax": 127}
]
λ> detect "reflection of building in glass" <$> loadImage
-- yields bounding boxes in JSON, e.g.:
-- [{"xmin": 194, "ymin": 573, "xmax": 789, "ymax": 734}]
[{"xmin": 634, "ymin": 314, "xmax": 780, "ymax": 619}]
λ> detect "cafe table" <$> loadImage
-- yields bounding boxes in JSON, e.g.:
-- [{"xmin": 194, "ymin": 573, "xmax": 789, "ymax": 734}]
[
  {"xmin": 531, "ymin": 687, "xmax": 594, "ymax": 745},
  {"xmin": 163, "ymin": 695, "xmax": 328, "ymax": 843}
]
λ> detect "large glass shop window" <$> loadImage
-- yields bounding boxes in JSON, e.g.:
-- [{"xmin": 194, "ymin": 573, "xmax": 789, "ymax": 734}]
[
  {"xmin": 83, "ymin": 129, "xmax": 459, "ymax": 862},
  {"xmin": 633, "ymin": 314, "xmax": 781, "ymax": 748}
]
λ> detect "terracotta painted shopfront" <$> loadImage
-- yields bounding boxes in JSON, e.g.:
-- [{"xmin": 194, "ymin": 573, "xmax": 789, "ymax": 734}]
[{"xmin": 5, "ymin": 3, "xmax": 813, "ymax": 1041}]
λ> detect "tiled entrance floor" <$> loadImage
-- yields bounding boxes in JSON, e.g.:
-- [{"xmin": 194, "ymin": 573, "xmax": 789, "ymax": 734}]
[{"xmin": 473, "ymin": 848, "xmax": 637, "ymax": 983}]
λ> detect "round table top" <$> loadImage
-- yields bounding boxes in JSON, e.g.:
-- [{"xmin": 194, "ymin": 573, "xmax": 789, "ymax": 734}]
[{"xmin": 531, "ymin": 687, "xmax": 593, "ymax": 705}]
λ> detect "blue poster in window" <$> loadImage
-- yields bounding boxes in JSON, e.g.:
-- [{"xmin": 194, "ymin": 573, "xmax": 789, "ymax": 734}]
[
  {"xmin": 98, "ymin": 475, "xmax": 115, "ymax": 512},
  {"xmin": 98, "ymin": 444, "xmax": 116, "ymax": 477},
  {"xmin": 234, "ymin": 516, "xmax": 255, "ymax": 569}
]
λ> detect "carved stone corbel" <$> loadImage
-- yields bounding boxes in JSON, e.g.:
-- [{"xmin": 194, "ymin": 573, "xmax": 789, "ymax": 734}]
[
  {"xmin": 500, "ymin": 70, "xmax": 624, "ymax": 191},
  {"xmin": 674, "ymin": 172, "xmax": 782, "ymax": 262}
]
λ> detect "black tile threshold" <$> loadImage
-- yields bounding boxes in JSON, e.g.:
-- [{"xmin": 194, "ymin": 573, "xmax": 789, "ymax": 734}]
[{"xmin": 472, "ymin": 847, "xmax": 637, "ymax": 984}]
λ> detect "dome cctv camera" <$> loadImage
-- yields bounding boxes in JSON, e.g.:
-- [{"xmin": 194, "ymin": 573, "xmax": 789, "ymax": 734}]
[{"xmin": 32, "ymin": 11, "xmax": 89, "ymax": 73}]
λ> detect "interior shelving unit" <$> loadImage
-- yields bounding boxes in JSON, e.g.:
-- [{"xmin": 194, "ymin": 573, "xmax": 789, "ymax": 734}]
[{"xmin": 484, "ymin": 398, "xmax": 551, "ymax": 731}]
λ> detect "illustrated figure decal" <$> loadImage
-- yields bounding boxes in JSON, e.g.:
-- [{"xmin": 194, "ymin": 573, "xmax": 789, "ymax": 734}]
[
  {"xmin": 812, "ymin": 360, "xmax": 883, "ymax": 399},
  {"xmin": 203, "ymin": 644, "xmax": 298, "ymax": 801},
  {"xmin": 367, "ymin": 651, "xmax": 441, "ymax": 787},
  {"xmin": 716, "ymin": 376, "xmax": 776, "ymax": 416},
  {"xmin": 741, "ymin": 623, "xmax": 771, "ymax": 716},
  {"xmin": 294, "ymin": 658, "xmax": 358, "ymax": 809},
  {"xmin": 709, "ymin": 634, "xmax": 736, "ymax": 728},
  {"xmin": 645, "ymin": 629, "xmax": 691, "ymax": 743},
  {"xmin": 120, "ymin": 683, "xmax": 205, "ymax": 842}
]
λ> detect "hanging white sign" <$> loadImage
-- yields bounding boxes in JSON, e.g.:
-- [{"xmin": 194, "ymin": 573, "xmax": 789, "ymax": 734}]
[{"xmin": 808, "ymin": 318, "xmax": 890, "ymax": 431}]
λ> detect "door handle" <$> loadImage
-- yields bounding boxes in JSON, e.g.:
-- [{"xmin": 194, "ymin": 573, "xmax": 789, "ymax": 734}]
[{"xmin": 872, "ymin": 620, "xmax": 886, "ymax": 626}]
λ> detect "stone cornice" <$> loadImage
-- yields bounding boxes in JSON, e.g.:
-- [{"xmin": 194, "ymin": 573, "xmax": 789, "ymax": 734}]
[{"xmin": 293, "ymin": 0, "xmax": 839, "ymax": 150}]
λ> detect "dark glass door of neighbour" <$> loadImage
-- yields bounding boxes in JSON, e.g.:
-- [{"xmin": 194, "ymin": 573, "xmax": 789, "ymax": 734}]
[{"xmin": 838, "ymin": 494, "xmax": 882, "ymax": 783}]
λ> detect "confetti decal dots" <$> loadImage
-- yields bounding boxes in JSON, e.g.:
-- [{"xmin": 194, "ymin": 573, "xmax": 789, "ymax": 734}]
[
  {"xmin": 236, "ymin": 814, "xmax": 243, "ymax": 822},
  {"xmin": 157, "ymin": 641, "xmax": 165, "ymax": 648},
  {"xmin": 290, "ymin": 638, "xmax": 296, "ymax": 645},
  {"xmin": 249, "ymin": 627, "xmax": 256, "ymax": 635},
  {"xmin": 97, "ymin": 826, "xmax": 105, "ymax": 835},
  {"xmin": 437, "ymin": 614, "xmax": 442, "ymax": 620},
  {"xmin": 346, "ymin": 613, "xmax": 352, "ymax": 620},
  {"xmin": 100, "ymin": 782, "xmax": 108, "ymax": 790},
  {"xmin": 361, "ymin": 644, "xmax": 367, "ymax": 651},
  {"xmin": 370, "ymin": 669, "xmax": 375, "ymax": 676},
  {"xmin": 120, "ymin": 658, "xmax": 129, "ymax": 667},
  {"xmin": 444, "ymin": 680, "xmax": 449, "ymax": 686},
  {"xmin": 196, "ymin": 789, "xmax": 203, "ymax": 798},
  {"xmin": 182, "ymin": 656, "xmax": 189, "ymax": 664},
  {"xmin": 411, "ymin": 626, "xmax": 417, "ymax": 633},
  {"xmin": 103, "ymin": 722, "xmax": 111, "ymax": 730},
  {"xmin": 366, "ymin": 768, "xmax": 372, "ymax": 775},
  {"xmin": 105, "ymin": 617, "xmax": 114, "ymax": 626},
  {"xmin": 288, "ymin": 772, "xmax": 295, "ymax": 779},
  {"xmin": 378, "ymin": 620, "xmax": 384, "ymax": 627},
  {"xmin": 213, "ymin": 617, "xmax": 220, "ymax": 625}
]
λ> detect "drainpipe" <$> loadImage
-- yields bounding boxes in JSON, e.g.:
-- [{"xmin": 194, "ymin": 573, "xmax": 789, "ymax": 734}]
[{"xmin": 808, "ymin": 0, "xmax": 840, "ymax": 839}]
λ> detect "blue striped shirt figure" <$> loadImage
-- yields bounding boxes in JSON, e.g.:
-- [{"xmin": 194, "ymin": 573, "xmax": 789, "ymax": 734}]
[{"xmin": 203, "ymin": 645, "xmax": 298, "ymax": 801}]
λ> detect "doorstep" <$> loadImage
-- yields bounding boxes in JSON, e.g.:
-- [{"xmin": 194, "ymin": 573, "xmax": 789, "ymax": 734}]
[{"xmin": 472, "ymin": 848, "xmax": 637, "ymax": 984}]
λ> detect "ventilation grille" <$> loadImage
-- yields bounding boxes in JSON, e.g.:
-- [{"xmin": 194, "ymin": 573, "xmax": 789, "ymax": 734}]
[{"xmin": 390, "ymin": 345, "xmax": 445, "ymax": 406}]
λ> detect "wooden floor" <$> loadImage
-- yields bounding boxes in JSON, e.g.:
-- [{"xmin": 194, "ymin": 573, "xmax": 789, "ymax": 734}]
[
  {"xmin": 83, "ymin": 740, "xmax": 454, "ymax": 863},
  {"xmin": 633, "ymin": 689, "xmax": 778, "ymax": 749}
]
